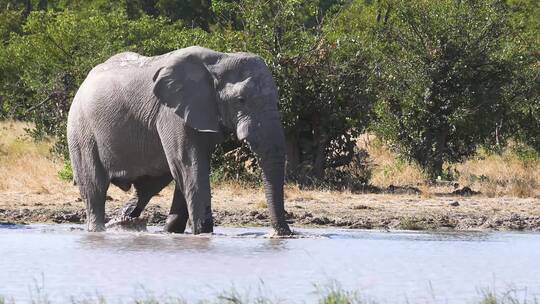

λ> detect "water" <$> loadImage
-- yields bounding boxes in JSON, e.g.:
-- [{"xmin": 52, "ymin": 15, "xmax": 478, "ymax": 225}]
[{"xmin": 1, "ymin": 224, "xmax": 539, "ymax": 303}]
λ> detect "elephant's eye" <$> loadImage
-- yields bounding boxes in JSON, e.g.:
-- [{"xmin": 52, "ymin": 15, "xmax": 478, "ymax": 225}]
[{"xmin": 236, "ymin": 96, "xmax": 246, "ymax": 104}]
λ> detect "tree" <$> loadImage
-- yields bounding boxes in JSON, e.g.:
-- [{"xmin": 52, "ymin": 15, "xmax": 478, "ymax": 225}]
[
  {"xmin": 154, "ymin": 0, "xmax": 213, "ymax": 30},
  {"xmin": 0, "ymin": 9, "xmax": 212, "ymax": 156},
  {"xmin": 210, "ymin": 0, "xmax": 375, "ymax": 185},
  {"xmin": 506, "ymin": 0, "xmax": 540, "ymax": 152},
  {"xmin": 370, "ymin": 0, "xmax": 519, "ymax": 179},
  {"xmin": 1, "ymin": 0, "xmax": 537, "ymax": 187}
]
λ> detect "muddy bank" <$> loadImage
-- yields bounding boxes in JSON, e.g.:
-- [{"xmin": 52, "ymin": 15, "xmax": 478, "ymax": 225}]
[
  {"xmin": 1, "ymin": 188, "xmax": 540, "ymax": 231},
  {"xmin": 2, "ymin": 205, "xmax": 540, "ymax": 231}
]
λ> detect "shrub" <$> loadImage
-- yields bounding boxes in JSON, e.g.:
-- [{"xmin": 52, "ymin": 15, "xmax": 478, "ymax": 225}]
[{"xmin": 370, "ymin": 0, "xmax": 523, "ymax": 179}]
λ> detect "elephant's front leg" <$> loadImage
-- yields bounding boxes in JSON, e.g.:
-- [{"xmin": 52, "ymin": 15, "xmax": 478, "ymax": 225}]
[
  {"xmin": 165, "ymin": 185, "xmax": 189, "ymax": 233},
  {"xmin": 181, "ymin": 160, "xmax": 214, "ymax": 234},
  {"xmin": 157, "ymin": 114, "xmax": 217, "ymax": 235}
]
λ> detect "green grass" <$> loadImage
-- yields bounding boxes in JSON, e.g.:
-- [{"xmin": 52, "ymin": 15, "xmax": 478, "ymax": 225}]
[
  {"xmin": 0, "ymin": 285, "xmax": 537, "ymax": 304},
  {"xmin": 57, "ymin": 160, "xmax": 73, "ymax": 181},
  {"xmin": 316, "ymin": 284, "xmax": 366, "ymax": 304},
  {"xmin": 478, "ymin": 288, "xmax": 538, "ymax": 304}
]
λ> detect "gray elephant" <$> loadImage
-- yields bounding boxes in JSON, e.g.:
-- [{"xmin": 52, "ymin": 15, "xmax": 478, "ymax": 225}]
[{"xmin": 67, "ymin": 46, "xmax": 292, "ymax": 235}]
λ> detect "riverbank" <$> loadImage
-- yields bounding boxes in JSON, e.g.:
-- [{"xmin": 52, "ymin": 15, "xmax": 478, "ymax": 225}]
[{"xmin": 1, "ymin": 185, "xmax": 540, "ymax": 231}]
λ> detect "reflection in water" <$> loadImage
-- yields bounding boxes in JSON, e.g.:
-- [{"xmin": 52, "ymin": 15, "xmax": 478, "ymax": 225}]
[
  {"xmin": 76, "ymin": 230, "xmax": 290, "ymax": 253},
  {"xmin": 422, "ymin": 230, "xmax": 493, "ymax": 242},
  {"xmin": 319, "ymin": 229, "xmax": 494, "ymax": 242},
  {"xmin": 0, "ymin": 223, "xmax": 29, "ymax": 229},
  {"xmin": 258, "ymin": 238, "xmax": 288, "ymax": 252},
  {"xmin": 0, "ymin": 225, "xmax": 539, "ymax": 304},
  {"xmin": 78, "ymin": 233, "xmax": 214, "ymax": 253}
]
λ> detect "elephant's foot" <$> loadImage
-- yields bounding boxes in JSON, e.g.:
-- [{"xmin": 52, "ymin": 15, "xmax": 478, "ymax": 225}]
[
  {"xmin": 271, "ymin": 222, "xmax": 293, "ymax": 237},
  {"xmin": 191, "ymin": 217, "xmax": 214, "ymax": 235},
  {"xmin": 87, "ymin": 222, "xmax": 106, "ymax": 232},
  {"xmin": 106, "ymin": 216, "xmax": 147, "ymax": 232},
  {"xmin": 164, "ymin": 214, "xmax": 188, "ymax": 233},
  {"xmin": 86, "ymin": 213, "xmax": 106, "ymax": 232}
]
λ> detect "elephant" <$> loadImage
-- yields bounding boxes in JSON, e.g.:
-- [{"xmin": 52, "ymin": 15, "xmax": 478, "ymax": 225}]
[{"xmin": 67, "ymin": 46, "xmax": 292, "ymax": 236}]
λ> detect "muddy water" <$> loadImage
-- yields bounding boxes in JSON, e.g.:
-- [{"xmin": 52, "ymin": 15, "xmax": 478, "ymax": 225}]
[{"xmin": 1, "ymin": 225, "xmax": 539, "ymax": 303}]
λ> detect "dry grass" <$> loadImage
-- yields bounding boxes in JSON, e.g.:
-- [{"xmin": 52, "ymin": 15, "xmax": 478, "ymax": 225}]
[
  {"xmin": 456, "ymin": 149, "xmax": 540, "ymax": 198},
  {"xmin": 358, "ymin": 133, "xmax": 540, "ymax": 198},
  {"xmin": 1, "ymin": 121, "xmax": 538, "ymax": 199},
  {"xmin": 357, "ymin": 134, "xmax": 427, "ymax": 188},
  {"xmin": 0, "ymin": 120, "xmax": 65, "ymax": 194},
  {"xmin": 0, "ymin": 121, "xmax": 131, "ymax": 200}
]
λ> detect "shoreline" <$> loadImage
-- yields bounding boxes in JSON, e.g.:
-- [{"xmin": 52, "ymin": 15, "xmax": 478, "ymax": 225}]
[{"xmin": 2, "ymin": 188, "xmax": 540, "ymax": 232}]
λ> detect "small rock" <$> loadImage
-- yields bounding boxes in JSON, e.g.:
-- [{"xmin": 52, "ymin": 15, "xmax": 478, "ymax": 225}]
[
  {"xmin": 386, "ymin": 184, "xmax": 422, "ymax": 195},
  {"xmin": 53, "ymin": 211, "xmax": 84, "ymax": 223},
  {"xmin": 449, "ymin": 201, "xmax": 460, "ymax": 207},
  {"xmin": 352, "ymin": 204, "xmax": 372, "ymax": 210},
  {"xmin": 451, "ymin": 186, "xmax": 479, "ymax": 196},
  {"xmin": 311, "ymin": 216, "xmax": 332, "ymax": 225},
  {"xmin": 254, "ymin": 213, "xmax": 267, "ymax": 220},
  {"xmin": 298, "ymin": 212, "xmax": 313, "ymax": 219}
]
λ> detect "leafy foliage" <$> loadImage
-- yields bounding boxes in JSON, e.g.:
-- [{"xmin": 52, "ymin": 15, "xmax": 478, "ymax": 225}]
[
  {"xmin": 369, "ymin": 0, "xmax": 525, "ymax": 178},
  {"xmin": 0, "ymin": 0, "xmax": 538, "ymax": 185},
  {"xmin": 212, "ymin": 0, "xmax": 375, "ymax": 185}
]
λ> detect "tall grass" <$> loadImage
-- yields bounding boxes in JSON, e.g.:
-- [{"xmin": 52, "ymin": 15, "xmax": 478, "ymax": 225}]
[
  {"xmin": 0, "ymin": 120, "xmax": 64, "ymax": 194},
  {"xmin": 358, "ymin": 134, "xmax": 427, "ymax": 188},
  {"xmin": 478, "ymin": 288, "xmax": 539, "ymax": 304},
  {"xmin": 315, "ymin": 282, "xmax": 370, "ymax": 304},
  {"xmin": 359, "ymin": 134, "xmax": 540, "ymax": 197},
  {"xmin": 0, "ymin": 288, "xmax": 536, "ymax": 304},
  {"xmin": 0, "ymin": 279, "xmax": 537, "ymax": 303},
  {"xmin": 457, "ymin": 146, "xmax": 540, "ymax": 198},
  {"xmin": 1, "ymin": 121, "xmax": 539, "ymax": 198}
]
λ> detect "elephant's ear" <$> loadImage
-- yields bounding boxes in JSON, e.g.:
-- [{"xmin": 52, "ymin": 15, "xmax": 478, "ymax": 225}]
[{"xmin": 152, "ymin": 55, "xmax": 219, "ymax": 132}]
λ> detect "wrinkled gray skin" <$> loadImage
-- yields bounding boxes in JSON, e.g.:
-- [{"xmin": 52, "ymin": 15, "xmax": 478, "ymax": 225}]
[{"xmin": 67, "ymin": 46, "xmax": 292, "ymax": 235}]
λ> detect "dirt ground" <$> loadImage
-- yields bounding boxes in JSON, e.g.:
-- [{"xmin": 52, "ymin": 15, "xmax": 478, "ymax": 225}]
[{"xmin": 1, "ymin": 183, "xmax": 540, "ymax": 231}]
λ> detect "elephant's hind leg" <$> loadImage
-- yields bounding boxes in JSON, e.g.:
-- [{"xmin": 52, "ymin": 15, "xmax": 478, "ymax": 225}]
[
  {"xmin": 121, "ymin": 174, "xmax": 173, "ymax": 218},
  {"xmin": 71, "ymin": 143, "xmax": 110, "ymax": 232}
]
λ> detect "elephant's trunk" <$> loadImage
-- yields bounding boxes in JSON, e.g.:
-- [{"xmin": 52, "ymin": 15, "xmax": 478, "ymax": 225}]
[
  {"xmin": 246, "ymin": 116, "xmax": 292, "ymax": 236},
  {"xmin": 260, "ymin": 154, "xmax": 291, "ymax": 236}
]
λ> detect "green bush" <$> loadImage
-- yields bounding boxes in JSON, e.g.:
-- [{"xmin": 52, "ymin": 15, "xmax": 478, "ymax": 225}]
[
  {"xmin": 369, "ymin": 0, "xmax": 525, "ymax": 179},
  {"xmin": 213, "ymin": 0, "xmax": 375, "ymax": 184},
  {"xmin": 0, "ymin": 0, "xmax": 538, "ymax": 187},
  {"xmin": 57, "ymin": 160, "xmax": 73, "ymax": 181},
  {"xmin": 0, "ymin": 8, "xmax": 213, "ymax": 158}
]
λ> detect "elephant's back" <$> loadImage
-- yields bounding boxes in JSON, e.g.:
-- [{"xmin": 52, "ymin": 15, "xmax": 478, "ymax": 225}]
[
  {"xmin": 68, "ymin": 57, "xmax": 170, "ymax": 184},
  {"xmin": 92, "ymin": 52, "xmax": 155, "ymax": 73},
  {"xmin": 104, "ymin": 51, "xmax": 146, "ymax": 63}
]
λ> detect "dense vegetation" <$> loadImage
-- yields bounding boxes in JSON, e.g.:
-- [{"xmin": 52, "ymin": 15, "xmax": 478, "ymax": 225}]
[{"xmin": 0, "ymin": 0, "xmax": 538, "ymax": 186}]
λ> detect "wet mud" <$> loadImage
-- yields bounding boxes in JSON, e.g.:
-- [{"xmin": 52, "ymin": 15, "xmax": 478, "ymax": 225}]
[{"xmin": 2, "ymin": 195, "xmax": 540, "ymax": 231}]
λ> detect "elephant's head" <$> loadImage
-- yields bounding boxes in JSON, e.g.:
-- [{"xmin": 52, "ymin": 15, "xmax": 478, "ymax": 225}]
[{"xmin": 152, "ymin": 49, "xmax": 292, "ymax": 236}]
